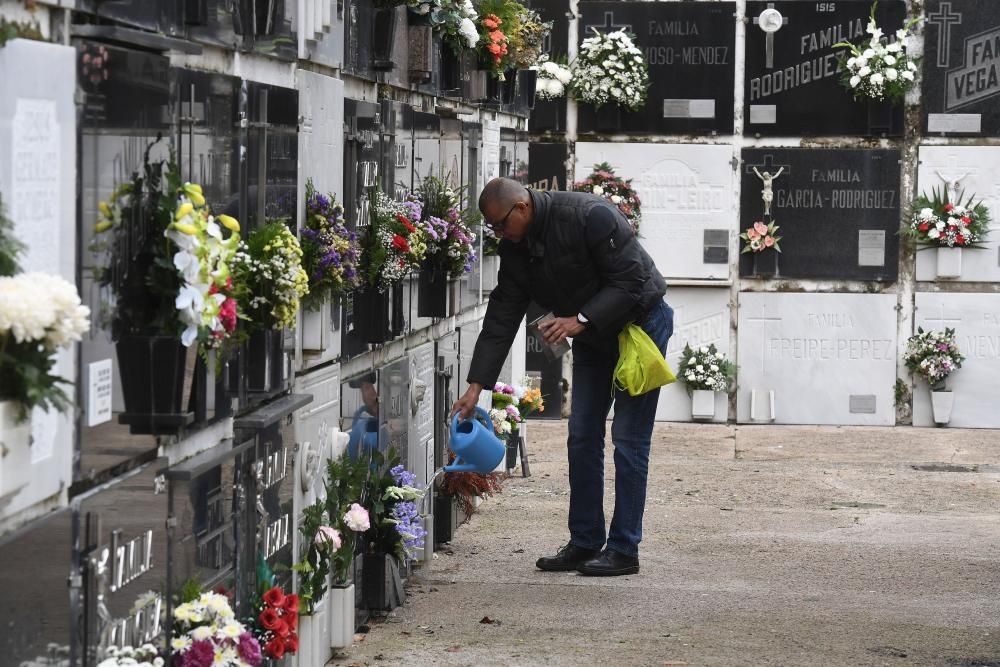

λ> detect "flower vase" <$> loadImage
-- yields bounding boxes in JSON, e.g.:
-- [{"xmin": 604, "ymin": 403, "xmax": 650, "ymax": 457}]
[
  {"xmin": 485, "ymin": 72, "xmax": 503, "ymax": 104},
  {"xmin": 440, "ymin": 48, "xmax": 464, "ymax": 97},
  {"xmin": 328, "ymin": 583, "xmax": 355, "ymax": 648},
  {"xmin": 372, "ymin": 7, "xmax": 397, "ymax": 70},
  {"xmin": 434, "ymin": 494, "xmax": 460, "ymax": 545},
  {"xmin": 417, "ymin": 264, "xmax": 448, "ymax": 318},
  {"xmin": 408, "ymin": 24, "xmax": 434, "ymax": 84},
  {"xmin": 752, "ymin": 250, "xmax": 779, "ymax": 278},
  {"xmin": 936, "ymin": 247, "xmax": 962, "ymax": 279},
  {"xmin": 246, "ymin": 328, "xmax": 285, "ymax": 394},
  {"xmin": 464, "ymin": 68, "xmax": 488, "ymax": 102},
  {"xmin": 115, "ymin": 335, "xmax": 194, "ymax": 434},
  {"xmin": 361, "ymin": 553, "xmax": 405, "ymax": 611},
  {"xmin": 352, "ymin": 287, "xmax": 390, "ymax": 344},
  {"xmin": 930, "ymin": 388, "xmax": 954, "ymax": 426},
  {"xmin": 594, "ymin": 104, "xmax": 621, "ymax": 132},
  {"xmin": 301, "ymin": 299, "xmax": 334, "ymax": 352},
  {"xmin": 516, "ymin": 69, "xmax": 538, "ymax": 110},
  {"xmin": 0, "ymin": 401, "xmax": 31, "ymax": 498},
  {"xmin": 297, "ymin": 597, "xmax": 330, "ymax": 666},
  {"xmin": 691, "ymin": 390, "xmax": 716, "ymax": 420},
  {"xmin": 504, "ymin": 431, "xmax": 518, "ymax": 472},
  {"xmin": 530, "ymin": 99, "xmax": 564, "ymax": 133},
  {"xmin": 500, "ymin": 70, "xmax": 517, "ymax": 105}
]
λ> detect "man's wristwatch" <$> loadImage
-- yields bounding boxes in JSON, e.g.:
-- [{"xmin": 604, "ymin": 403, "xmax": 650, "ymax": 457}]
[{"xmin": 576, "ymin": 313, "xmax": 591, "ymax": 329}]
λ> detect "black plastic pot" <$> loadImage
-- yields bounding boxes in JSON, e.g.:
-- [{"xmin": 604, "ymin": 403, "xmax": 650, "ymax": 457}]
[
  {"xmin": 372, "ymin": 7, "xmax": 397, "ymax": 70},
  {"xmin": 361, "ymin": 552, "xmax": 406, "ymax": 611},
  {"xmin": 245, "ymin": 328, "xmax": 284, "ymax": 394},
  {"xmin": 752, "ymin": 250, "xmax": 779, "ymax": 278},
  {"xmin": 517, "ymin": 69, "xmax": 538, "ymax": 110},
  {"xmin": 434, "ymin": 494, "xmax": 461, "ymax": 545},
  {"xmin": 116, "ymin": 335, "xmax": 193, "ymax": 434},
  {"xmin": 417, "ymin": 264, "xmax": 448, "ymax": 318},
  {"xmin": 353, "ymin": 286, "xmax": 390, "ymax": 344},
  {"xmin": 409, "ymin": 24, "xmax": 434, "ymax": 83}
]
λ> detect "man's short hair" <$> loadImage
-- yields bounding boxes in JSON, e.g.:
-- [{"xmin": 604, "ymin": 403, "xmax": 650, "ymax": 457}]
[{"xmin": 479, "ymin": 177, "xmax": 528, "ymax": 213}]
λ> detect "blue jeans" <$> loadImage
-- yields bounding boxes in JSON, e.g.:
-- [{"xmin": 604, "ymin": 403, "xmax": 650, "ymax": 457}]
[{"xmin": 567, "ymin": 300, "xmax": 674, "ymax": 558}]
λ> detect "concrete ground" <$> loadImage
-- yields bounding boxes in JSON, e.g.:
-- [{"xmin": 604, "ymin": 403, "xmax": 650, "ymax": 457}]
[{"xmin": 333, "ymin": 421, "xmax": 1000, "ymax": 667}]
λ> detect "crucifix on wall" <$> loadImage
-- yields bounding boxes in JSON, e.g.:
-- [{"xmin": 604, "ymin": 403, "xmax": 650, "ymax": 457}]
[
  {"xmin": 754, "ymin": 3, "xmax": 788, "ymax": 70},
  {"xmin": 745, "ymin": 154, "xmax": 791, "ymax": 218}
]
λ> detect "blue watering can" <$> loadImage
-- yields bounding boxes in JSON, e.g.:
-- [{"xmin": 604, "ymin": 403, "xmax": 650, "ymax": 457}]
[{"xmin": 445, "ymin": 406, "xmax": 505, "ymax": 473}]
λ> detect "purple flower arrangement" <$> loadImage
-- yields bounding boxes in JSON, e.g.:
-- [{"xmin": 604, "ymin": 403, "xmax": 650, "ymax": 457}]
[
  {"xmin": 410, "ymin": 176, "xmax": 478, "ymax": 279},
  {"xmin": 300, "ymin": 179, "xmax": 361, "ymax": 308}
]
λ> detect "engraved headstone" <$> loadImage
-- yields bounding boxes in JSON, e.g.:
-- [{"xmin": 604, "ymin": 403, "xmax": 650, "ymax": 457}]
[
  {"xmin": 912, "ymin": 293, "xmax": 1000, "ymax": 427},
  {"xmin": 527, "ymin": 142, "xmax": 568, "ymax": 192},
  {"xmin": 576, "ymin": 142, "xmax": 736, "ymax": 281},
  {"xmin": 924, "ymin": 0, "xmax": 1000, "ymax": 135},
  {"xmin": 577, "ymin": 1, "xmax": 736, "ymax": 135},
  {"xmin": 658, "ymin": 287, "xmax": 732, "ymax": 423},
  {"xmin": 744, "ymin": 0, "xmax": 906, "ymax": 136},
  {"xmin": 915, "ymin": 146, "xmax": 1000, "ymax": 282},
  {"xmin": 737, "ymin": 293, "xmax": 898, "ymax": 425},
  {"xmin": 739, "ymin": 148, "xmax": 901, "ymax": 281}
]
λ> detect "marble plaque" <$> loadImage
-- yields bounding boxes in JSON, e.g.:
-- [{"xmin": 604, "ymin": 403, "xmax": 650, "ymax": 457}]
[
  {"xmin": 657, "ymin": 287, "xmax": 732, "ymax": 422},
  {"xmin": 575, "ymin": 142, "xmax": 735, "ymax": 281},
  {"xmin": 739, "ymin": 148, "xmax": 901, "ymax": 281},
  {"xmin": 577, "ymin": 1, "xmax": 736, "ymax": 135},
  {"xmin": 915, "ymin": 146, "xmax": 1000, "ymax": 282},
  {"xmin": 744, "ymin": 0, "xmax": 906, "ymax": 136},
  {"xmin": 407, "ymin": 343, "xmax": 436, "ymax": 485},
  {"xmin": 923, "ymin": 0, "xmax": 1000, "ymax": 135},
  {"xmin": 528, "ymin": 142, "xmax": 568, "ymax": 192},
  {"xmin": 737, "ymin": 293, "xmax": 898, "ymax": 425},
  {"xmin": 912, "ymin": 292, "xmax": 1000, "ymax": 428}
]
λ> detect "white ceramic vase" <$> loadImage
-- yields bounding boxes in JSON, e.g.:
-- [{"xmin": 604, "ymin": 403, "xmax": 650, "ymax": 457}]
[
  {"xmin": 329, "ymin": 583, "xmax": 355, "ymax": 649},
  {"xmin": 930, "ymin": 389, "xmax": 954, "ymax": 425},
  {"xmin": 936, "ymin": 247, "xmax": 962, "ymax": 279},
  {"xmin": 691, "ymin": 390, "xmax": 716, "ymax": 420}
]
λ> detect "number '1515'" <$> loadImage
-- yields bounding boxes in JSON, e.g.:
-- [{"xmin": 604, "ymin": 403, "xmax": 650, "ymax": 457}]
[{"xmin": 816, "ymin": 2, "xmax": 835, "ymax": 11}]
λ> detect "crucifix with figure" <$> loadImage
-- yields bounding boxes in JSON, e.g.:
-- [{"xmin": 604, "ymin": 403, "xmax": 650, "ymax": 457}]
[
  {"xmin": 935, "ymin": 153, "xmax": 975, "ymax": 201},
  {"xmin": 746, "ymin": 154, "xmax": 791, "ymax": 218},
  {"xmin": 754, "ymin": 3, "xmax": 788, "ymax": 70}
]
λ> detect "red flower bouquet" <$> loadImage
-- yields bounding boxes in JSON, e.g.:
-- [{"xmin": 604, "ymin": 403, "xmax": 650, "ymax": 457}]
[{"xmin": 252, "ymin": 585, "xmax": 298, "ymax": 659}]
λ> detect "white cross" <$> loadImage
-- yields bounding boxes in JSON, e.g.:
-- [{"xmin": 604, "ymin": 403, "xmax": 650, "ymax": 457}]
[
  {"xmin": 935, "ymin": 152, "xmax": 974, "ymax": 200},
  {"xmin": 927, "ymin": 2, "xmax": 963, "ymax": 68},
  {"xmin": 746, "ymin": 304, "xmax": 783, "ymax": 374},
  {"xmin": 922, "ymin": 302, "xmax": 962, "ymax": 332},
  {"xmin": 753, "ymin": 4, "xmax": 788, "ymax": 70}
]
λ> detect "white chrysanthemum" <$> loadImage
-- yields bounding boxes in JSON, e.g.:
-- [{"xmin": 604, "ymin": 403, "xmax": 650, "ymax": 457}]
[
  {"xmin": 885, "ymin": 67, "xmax": 898, "ymax": 81},
  {"xmin": 171, "ymin": 635, "xmax": 193, "ymax": 652},
  {"xmin": 191, "ymin": 625, "xmax": 214, "ymax": 641},
  {"xmin": 850, "ymin": 75, "xmax": 861, "ymax": 88},
  {"xmin": 458, "ymin": 17, "xmax": 478, "ymax": 48}
]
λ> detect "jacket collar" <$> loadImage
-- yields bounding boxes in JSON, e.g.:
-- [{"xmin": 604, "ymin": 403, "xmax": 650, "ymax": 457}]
[{"xmin": 525, "ymin": 189, "xmax": 549, "ymax": 259}]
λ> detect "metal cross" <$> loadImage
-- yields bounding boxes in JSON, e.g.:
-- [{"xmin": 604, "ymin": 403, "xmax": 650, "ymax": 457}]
[
  {"xmin": 746, "ymin": 304, "xmax": 783, "ymax": 374},
  {"xmin": 586, "ymin": 11, "xmax": 632, "ymax": 35},
  {"xmin": 926, "ymin": 2, "xmax": 963, "ymax": 68},
  {"xmin": 753, "ymin": 3, "xmax": 788, "ymax": 70}
]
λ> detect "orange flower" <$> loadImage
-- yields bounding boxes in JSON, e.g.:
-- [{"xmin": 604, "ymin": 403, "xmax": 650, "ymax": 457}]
[
  {"xmin": 489, "ymin": 30, "xmax": 505, "ymax": 43},
  {"xmin": 487, "ymin": 42, "xmax": 501, "ymax": 55},
  {"xmin": 483, "ymin": 14, "xmax": 500, "ymax": 29}
]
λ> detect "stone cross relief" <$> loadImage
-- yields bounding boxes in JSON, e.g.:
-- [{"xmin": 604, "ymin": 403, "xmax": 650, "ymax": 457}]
[
  {"xmin": 753, "ymin": 4, "xmax": 789, "ymax": 70},
  {"xmin": 753, "ymin": 166, "xmax": 784, "ymax": 217}
]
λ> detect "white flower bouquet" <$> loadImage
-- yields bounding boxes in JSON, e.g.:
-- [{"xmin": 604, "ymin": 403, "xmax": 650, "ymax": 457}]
[
  {"xmin": 534, "ymin": 55, "xmax": 572, "ymax": 100},
  {"xmin": 436, "ymin": 0, "xmax": 481, "ymax": 54},
  {"xmin": 97, "ymin": 644, "xmax": 163, "ymax": 667},
  {"xmin": 904, "ymin": 327, "xmax": 964, "ymax": 388},
  {"xmin": 570, "ymin": 29, "xmax": 650, "ymax": 111},
  {"xmin": 903, "ymin": 187, "xmax": 991, "ymax": 249},
  {"xmin": 232, "ymin": 221, "xmax": 310, "ymax": 332},
  {"xmin": 678, "ymin": 344, "xmax": 736, "ymax": 394},
  {"xmin": 834, "ymin": 2, "xmax": 919, "ymax": 104}
]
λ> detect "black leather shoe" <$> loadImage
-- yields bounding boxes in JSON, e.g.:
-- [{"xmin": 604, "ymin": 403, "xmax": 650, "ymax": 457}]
[
  {"xmin": 577, "ymin": 549, "xmax": 640, "ymax": 576},
  {"xmin": 536, "ymin": 543, "xmax": 601, "ymax": 572}
]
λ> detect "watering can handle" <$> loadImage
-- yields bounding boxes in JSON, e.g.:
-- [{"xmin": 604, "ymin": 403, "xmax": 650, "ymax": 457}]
[{"xmin": 450, "ymin": 405, "xmax": 492, "ymax": 433}]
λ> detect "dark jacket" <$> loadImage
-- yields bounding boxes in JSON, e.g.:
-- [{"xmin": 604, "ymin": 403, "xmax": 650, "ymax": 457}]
[{"xmin": 467, "ymin": 189, "xmax": 667, "ymax": 387}]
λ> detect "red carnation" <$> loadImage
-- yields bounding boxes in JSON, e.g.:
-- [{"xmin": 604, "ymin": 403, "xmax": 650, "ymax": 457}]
[
  {"xmin": 918, "ymin": 222, "xmax": 930, "ymax": 232},
  {"xmin": 397, "ymin": 215, "xmax": 415, "ymax": 233},
  {"xmin": 957, "ymin": 234, "xmax": 966, "ymax": 245},
  {"xmin": 265, "ymin": 638, "xmax": 286, "ymax": 660},
  {"xmin": 944, "ymin": 203, "xmax": 954, "ymax": 212},
  {"xmin": 262, "ymin": 586, "xmax": 285, "ymax": 608},
  {"xmin": 219, "ymin": 298, "xmax": 237, "ymax": 333},
  {"xmin": 259, "ymin": 607, "xmax": 281, "ymax": 631},
  {"xmin": 392, "ymin": 234, "xmax": 410, "ymax": 253},
  {"xmin": 283, "ymin": 594, "xmax": 299, "ymax": 614},
  {"xmin": 283, "ymin": 634, "xmax": 299, "ymax": 654},
  {"xmin": 962, "ymin": 216, "xmax": 971, "ymax": 226}
]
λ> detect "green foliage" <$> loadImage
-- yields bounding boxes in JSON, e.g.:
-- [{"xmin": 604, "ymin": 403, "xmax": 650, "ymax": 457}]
[
  {"xmin": 292, "ymin": 499, "xmax": 331, "ymax": 613},
  {"xmin": 0, "ymin": 17, "xmax": 45, "ymax": 48},
  {"xmin": 0, "ymin": 194, "xmax": 23, "ymax": 277},
  {"xmin": 324, "ymin": 451, "xmax": 370, "ymax": 585},
  {"xmin": 178, "ymin": 576, "xmax": 204, "ymax": 604},
  {"xmin": 893, "ymin": 378, "xmax": 911, "ymax": 407}
]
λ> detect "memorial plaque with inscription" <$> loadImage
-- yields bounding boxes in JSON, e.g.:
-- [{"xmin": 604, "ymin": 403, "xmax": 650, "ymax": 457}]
[
  {"xmin": 913, "ymin": 293, "xmax": 1000, "ymax": 428},
  {"xmin": 576, "ymin": 142, "xmax": 735, "ymax": 281},
  {"xmin": 923, "ymin": 0, "xmax": 1000, "ymax": 135},
  {"xmin": 739, "ymin": 148, "xmax": 900, "ymax": 281},
  {"xmin": 744, "ymin": 0, "xmax": 906, "ymax": 137},
  {"xmin": 577, "ymin": 1, "xmax": 736, "ymax": 135},
  {"xmin": 528, "ymin": 142, "xmax": 568, "ymax": 192},
  {"xmin": 737, "ymin": 292, "xmax": 898, "ymax": 425},
  {"xmin": 916, "ymin": 146, "xmax": 1000, "ymax": 282}
]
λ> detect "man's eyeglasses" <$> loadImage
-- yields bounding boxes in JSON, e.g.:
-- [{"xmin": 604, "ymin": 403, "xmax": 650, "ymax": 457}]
[{"xmin": 486, "ymin": 203, "xmax": 518, "ymax": 232}]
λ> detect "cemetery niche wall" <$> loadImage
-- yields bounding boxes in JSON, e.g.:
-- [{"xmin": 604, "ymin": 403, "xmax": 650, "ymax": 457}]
[
  {"xmin": 923, "ymin": 0, "xmax": 1000, "ymax": 135},
  {"xmin": 575, "ymin": 142, "xmax": 736, "ymax": 281},
  {"xmin": 527, "ymin": 0, "xmax": 569, "ymax": 133},
  {"xmin": 576, "ymin": 1, "xmax": 736, "ymax": 135},
  {"xmin": 744, "ymin": 0, "xmax": 906, "ymax": 137},
  {"xmin": 739, "ymin": 148, "xmax": 901, "ymax": 281}
]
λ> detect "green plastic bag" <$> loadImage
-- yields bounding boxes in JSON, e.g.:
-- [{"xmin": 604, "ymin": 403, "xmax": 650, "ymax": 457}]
[{"xmin": 613, "ymin": 323, "xmax": 676, "ymax": 397}]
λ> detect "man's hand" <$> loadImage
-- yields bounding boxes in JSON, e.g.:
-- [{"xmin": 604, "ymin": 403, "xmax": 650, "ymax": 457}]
[
  {"xmin": 450, "ymin": 383, "xmax": 484, "ymax": 421},
  {"xmin": 538, "ymin": 316, "xmax": 585, "ymax": 346}
]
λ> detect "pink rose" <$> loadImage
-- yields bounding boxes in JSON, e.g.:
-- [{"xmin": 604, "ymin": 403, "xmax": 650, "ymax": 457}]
[
  {"xmin": 343, "ymin": 503, "xmax": 371, "ymax": 532},
  {"xmin": 314, "ymin": 526, "xmax": 342, "ymax": 550},
  {"xmin": 747, "ymin": 228, "xmax": 761, "ymax": 241},
  {"xmin": 763, "ymin": 236, "xmax": 775, "ymax": 247},
  {"xmin": 753, "ymin": 221, "xmax": 768, "ymax": 235}
]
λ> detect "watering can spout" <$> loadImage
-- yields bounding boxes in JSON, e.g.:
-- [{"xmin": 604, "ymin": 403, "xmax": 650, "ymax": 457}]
[{"xmin": 446, "ymin": 406, "xmax": 505, "ymax": 474}]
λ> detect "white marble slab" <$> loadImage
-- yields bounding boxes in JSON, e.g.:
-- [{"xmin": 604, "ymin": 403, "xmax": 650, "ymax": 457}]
[
  {"xmin": 657, "ymin": 287, "xmax": 732, "ymax": 422},
  {"xmin": 736, "ymin": 293, "xmax": 898, "ymax": 425},
  {"xmin": 407, "ymin": 343, "xmax": 436, "ymax": 485},
  {"xmin": 916, "ymin": 146, "xmax": 1000, "ymax": 282},
  {"xmin": 912, "ymin": 293, "xmax": 1000, "ymax": 428},
  {"xmin": 574, "ymin": 142, "xmax": 736, "ymax": 281}
]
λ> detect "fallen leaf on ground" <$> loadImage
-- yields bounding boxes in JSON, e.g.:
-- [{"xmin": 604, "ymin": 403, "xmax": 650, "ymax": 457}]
[
  {"xmin": 480, "ymin": 616, "xmax": 495, "ymax": 624},
  {"xmin": 445, "ymin": 646, "xmax": 462, "ymax": 652}
]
